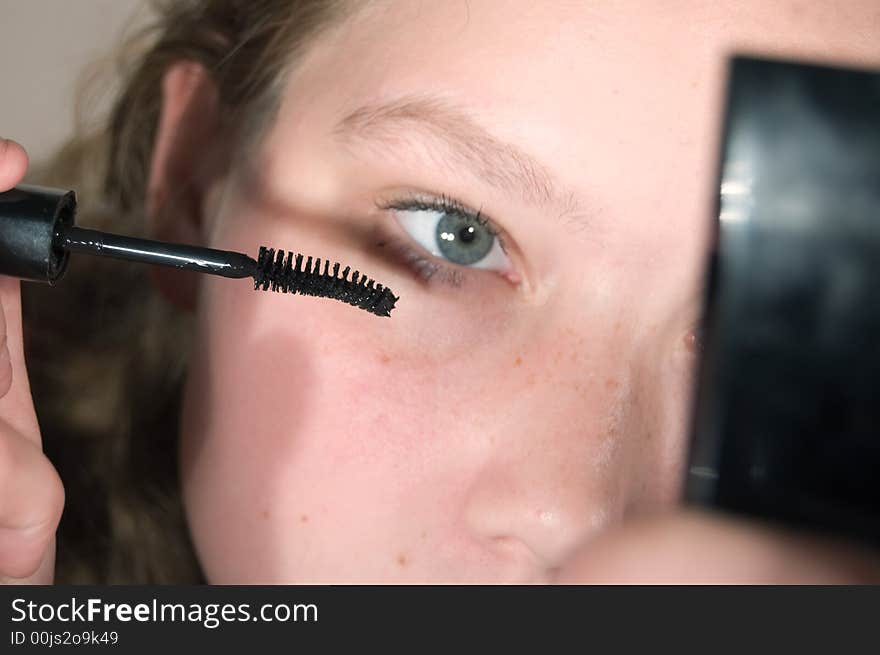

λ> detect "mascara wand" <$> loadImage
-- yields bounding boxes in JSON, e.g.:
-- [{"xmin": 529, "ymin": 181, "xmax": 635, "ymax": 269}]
[{"xmin": 0, "ymin": 185, "xmax": 398, "ymax": 318}]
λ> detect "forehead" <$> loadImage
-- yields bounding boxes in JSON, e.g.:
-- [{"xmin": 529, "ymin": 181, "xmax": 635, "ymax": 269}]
[
  {"xmin": 283, "ymin": 1, "xmax": 880, "ymax": 119},
  {"xmin": 271, "ymin": 1, "xmax": 879, "ymax": 189}
]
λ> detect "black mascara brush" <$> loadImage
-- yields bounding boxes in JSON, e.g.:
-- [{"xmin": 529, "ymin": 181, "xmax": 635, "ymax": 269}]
[{"xmin": 0, "ymin": 185, "xmax": 398, "ymax": 317}]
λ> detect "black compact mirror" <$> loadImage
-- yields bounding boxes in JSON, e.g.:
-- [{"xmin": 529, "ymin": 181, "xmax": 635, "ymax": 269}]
[{"xmin": 686, "ymin": 55, "xmax": 880, "ymax": 548}]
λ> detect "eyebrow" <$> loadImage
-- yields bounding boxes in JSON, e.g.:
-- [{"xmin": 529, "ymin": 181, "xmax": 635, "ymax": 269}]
[{"xmin": 333, "ymin": 94, "xmax": 584, "ymax": 215}]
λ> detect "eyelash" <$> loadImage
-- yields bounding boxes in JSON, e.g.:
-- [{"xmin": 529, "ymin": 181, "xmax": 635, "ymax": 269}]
[{"xmin": 375, "ymin": 192, "xmax": 507, "ymax": 288}]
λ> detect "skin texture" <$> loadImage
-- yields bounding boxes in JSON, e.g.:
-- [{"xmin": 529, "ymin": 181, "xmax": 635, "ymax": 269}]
[
  {"xmin": 2, "ymin": 1, "xmax": 880, "ymax": 584},
  {"xmin": 164, "ymin": 1, "xmax": 880, "ymax": 583}
]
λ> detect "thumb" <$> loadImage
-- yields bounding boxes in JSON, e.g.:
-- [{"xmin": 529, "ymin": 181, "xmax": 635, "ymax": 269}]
[
  {"xmin": 0, "ymin": 276, "xmax": 63, "ymax": 583},
  {"xmin": 0, "ymin": 139, "xmax": 28, "ymax": 191}
]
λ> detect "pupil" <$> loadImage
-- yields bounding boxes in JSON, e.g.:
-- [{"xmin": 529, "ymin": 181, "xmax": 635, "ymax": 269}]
[{"xmin": 459, "ymin": 226, "xmax": 476, "ymax": 243}]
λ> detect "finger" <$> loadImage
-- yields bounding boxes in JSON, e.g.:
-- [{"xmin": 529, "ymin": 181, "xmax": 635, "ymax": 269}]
[
  {"xmin": 0, "ymin": 538, "xmax": 55, "ymax": 585},
  {"xmin": 0, "ymin": 420, "xmax": 65, "ymax": 579},
  {"xmin": 0, "ymin": 276, "xmax": 41, "ymax": 445},
  {"xmin": 0, "ymin": 138, "xmax": 28, "ymax": 191},
  {"xmin": 555, "ymin": 510, "xmax": 880, "ymax": 584}
]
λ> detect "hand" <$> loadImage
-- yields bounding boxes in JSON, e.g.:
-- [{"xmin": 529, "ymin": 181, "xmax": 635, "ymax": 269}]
[
  {"xmin": 0, "ymin": 138, "xmax": 64, "ymax": 584},
  {"xmin": 554, "ymin": 509, "xmax": 880, "ymax": 584}
]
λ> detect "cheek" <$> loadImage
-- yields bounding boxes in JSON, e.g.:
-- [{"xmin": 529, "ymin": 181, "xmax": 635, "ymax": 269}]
[{"xmin": 177, "ymin": 261, "xmax": 516, "ymax": 581}]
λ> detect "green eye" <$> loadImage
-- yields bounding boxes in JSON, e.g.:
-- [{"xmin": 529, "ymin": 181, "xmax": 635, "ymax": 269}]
[
  {"xmin": 390, "ymin": 206, "xmax": 510, "ymax": 272},
  {"xmin": 435, "ymin": 212, "xmax": 495, "ymax": 265}
]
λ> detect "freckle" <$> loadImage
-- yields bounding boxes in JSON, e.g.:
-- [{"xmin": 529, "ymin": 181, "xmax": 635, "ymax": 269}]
[
  {"xmin": 514, "ymin": 356, "xmax": 522, "ymax": 367},
  {"xmin": 397, "ymin": 553, "xmax": 408, "ymax": 567},
  {"xmin": 261, "ymin": 510, "xmax": 269, "ymax": 520},
  {"xmin": 526, "ymin": 373, "xmax": 537, "ymax": 386},
  {"xmin": 420, "ymin": 531, "xmax": 427, "ymax": 540},
  {"xmin": 605, "ymin": 377, "xmax": 619, "ymax": 390},
  {"xmin": 379, "ymin": 352, "xmax": 392, "ymax": 364},
  {"xmin": 300, "ymin": 514, "xmax": 309, "ymax": 523},
  {"xmin": 614, "ymin": 321, "xmax": 622, "ymax": 332}
]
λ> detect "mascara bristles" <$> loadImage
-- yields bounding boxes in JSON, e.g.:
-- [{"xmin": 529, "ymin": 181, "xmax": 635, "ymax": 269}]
[{"xmin": 253, "ymin": 246, "xmax": 398, "ymax": 317}]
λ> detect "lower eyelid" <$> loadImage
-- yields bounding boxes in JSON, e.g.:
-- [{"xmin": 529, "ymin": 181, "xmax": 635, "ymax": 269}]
[
  {"xmin": 379, "ymin": 236, "xmax": 466, "ymax": 287},
  {"xmin": 381, "ymin": 234, "xmax": 523, "ymax": 291}
]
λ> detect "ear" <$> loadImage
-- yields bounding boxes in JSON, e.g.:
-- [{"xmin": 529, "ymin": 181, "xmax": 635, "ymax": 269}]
[{"xmin": 146, "ymin": 60, "xmax": 223, "ymax": 311}]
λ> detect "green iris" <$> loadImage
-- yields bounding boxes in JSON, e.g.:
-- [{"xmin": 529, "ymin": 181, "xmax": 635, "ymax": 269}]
[{"xmin": 435, "ymin": 213, "xmax": 494, "ymax": 266}]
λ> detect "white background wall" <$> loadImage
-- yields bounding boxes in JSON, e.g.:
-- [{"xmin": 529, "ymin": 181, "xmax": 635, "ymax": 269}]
[{"xmin": 0, "ymin": 0, "xmax": 147, "ymax": 165}]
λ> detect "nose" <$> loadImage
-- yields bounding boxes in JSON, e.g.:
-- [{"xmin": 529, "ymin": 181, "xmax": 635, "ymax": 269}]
[
  {"xmin": 464, "ymin": 346, "xmax": 656, "ymax": 570},
  {"xmin": 462, "ymin": 445, "xmax": 623, "ymax": 569},
  {"xmin": 458, "ymin": 303, "xmax": 692, "ymax": 572},
  {"xmin": 463, "ymin": 322, "xmax": 686, "ymax": 571}
]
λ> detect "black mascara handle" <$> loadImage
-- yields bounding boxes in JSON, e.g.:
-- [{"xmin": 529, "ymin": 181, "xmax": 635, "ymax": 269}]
[
  {"xmin": 0, "ymin": 185, "xmax": 75, "ymax": 284},
  {"xmin": 58, "ymin": 225, "xmax": 256, "ymax": 279},
  {"xmin": 0, "ymin": 185, "xmax": 258, "ymax": 283}
]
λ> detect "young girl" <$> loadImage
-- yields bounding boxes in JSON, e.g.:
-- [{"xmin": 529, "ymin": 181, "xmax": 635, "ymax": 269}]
[{"xmin": 2, "ymin": 0, "xmax": 879, "ymax": 584}]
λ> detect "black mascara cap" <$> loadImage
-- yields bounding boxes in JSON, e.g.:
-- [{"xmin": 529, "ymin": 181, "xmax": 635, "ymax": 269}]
[{"xmin": 0, "ymin": 184, "xmax": 75, "ymax": 284}]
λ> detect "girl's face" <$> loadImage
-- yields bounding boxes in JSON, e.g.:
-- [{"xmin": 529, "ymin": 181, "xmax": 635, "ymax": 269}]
[{"xmin": 176, "ymin": 1, "xmax": 879, "ymax": 582}]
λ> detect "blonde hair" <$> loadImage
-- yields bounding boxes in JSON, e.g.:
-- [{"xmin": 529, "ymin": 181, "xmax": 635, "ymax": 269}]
[{"xmin": 24, "ymin": 0, "xmax": 353, "ymax": 583}]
